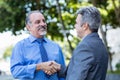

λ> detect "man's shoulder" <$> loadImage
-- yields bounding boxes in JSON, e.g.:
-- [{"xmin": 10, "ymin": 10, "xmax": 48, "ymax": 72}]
[{"xmin": 15, "ymin": 37, "xmax": 29, "ymax": 46}]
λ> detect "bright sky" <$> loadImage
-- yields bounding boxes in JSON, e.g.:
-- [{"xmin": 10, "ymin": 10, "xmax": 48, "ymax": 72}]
[
  {"xmin": 0, "ymin": 31, "xmax": 29, "ymax": 48},
  {"xmin": 0, "ymin": 31, "xmax": 29, "ymax": 58}
]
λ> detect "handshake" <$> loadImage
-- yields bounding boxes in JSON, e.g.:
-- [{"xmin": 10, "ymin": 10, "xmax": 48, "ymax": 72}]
[{"xmin": 36, "ymin": 61, "xmax": 61, "ymax": 75}]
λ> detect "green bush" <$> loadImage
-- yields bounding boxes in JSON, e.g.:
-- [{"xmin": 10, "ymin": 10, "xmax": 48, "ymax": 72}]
[{"xmin": 116, "ymin": 62, "xmax": 120, "ymax": 71}]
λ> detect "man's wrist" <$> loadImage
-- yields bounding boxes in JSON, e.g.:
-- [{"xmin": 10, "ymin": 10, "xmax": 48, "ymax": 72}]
[{"xmin": 36, "ymin": 63, "xmax": 42, "ymax": 71}]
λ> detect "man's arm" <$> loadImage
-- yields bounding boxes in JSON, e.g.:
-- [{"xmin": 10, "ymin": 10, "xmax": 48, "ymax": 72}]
[
  {"xmin": 57, "ymin": 46, "xmax": 66, "ymax": 79},
  {"xmin": 10, "ymin": 44, "xmax": 36, "ymax": 79}
]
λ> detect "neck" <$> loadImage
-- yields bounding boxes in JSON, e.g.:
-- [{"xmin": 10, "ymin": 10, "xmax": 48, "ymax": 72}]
[
  {"xmin": 31, "ymin": 34, "xmax": 44, "ymax": 39},
  {"xmin": 38, "ymin": 35, "xmax": 44, "ymax": 38},
  {"xmin": 82, "ymin": 30, "xmax": 92, "ymax": 39}
]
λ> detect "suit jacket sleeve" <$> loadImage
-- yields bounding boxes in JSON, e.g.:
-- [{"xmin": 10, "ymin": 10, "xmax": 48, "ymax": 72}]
[
  {"xmin": 58, "ymin": 65, "xmax": 67, "ymax": 78},
  {"xmin": 66, "ymin": 43, "xmax": 94, "ymax": 80}
]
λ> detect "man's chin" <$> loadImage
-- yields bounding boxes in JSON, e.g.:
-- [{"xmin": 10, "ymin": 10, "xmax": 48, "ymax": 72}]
[{"xmin": 39, "ymin": 32, "xmax": 47, "ymax": 36}]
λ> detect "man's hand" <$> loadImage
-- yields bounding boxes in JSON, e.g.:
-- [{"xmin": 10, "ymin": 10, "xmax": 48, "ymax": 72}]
[
  {"xmin": 36, "ymin": 61, "xmax": 60, "ymax": 75},
  {"xmin": 51, "ymin": 61, "xmax": 61, "ymax": 71},
  {"xmin": 45, "ymin": 61, "xmax": 61, "ymax": 75}
]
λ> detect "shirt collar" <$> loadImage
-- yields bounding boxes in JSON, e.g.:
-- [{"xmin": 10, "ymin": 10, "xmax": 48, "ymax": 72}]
[{"xmin": 29, "ymin": 35, "xmax": 47, "ymax": 43}]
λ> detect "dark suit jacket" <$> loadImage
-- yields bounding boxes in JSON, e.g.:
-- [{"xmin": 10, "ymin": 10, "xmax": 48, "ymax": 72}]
[{"xmin": 59, "ymin": 33, "xmax": 108, "ymax": 80}]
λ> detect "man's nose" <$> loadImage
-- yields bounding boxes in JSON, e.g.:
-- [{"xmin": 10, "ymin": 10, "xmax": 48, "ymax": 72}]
[{"xmin": 40, "ymin": 21, "xmax": 46, "ymax": 26}]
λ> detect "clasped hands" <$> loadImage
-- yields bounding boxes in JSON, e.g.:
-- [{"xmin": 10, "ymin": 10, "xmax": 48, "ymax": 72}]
[{"xmin": 36, "ymin": 61, "xmax": 61, "ymax": 75}]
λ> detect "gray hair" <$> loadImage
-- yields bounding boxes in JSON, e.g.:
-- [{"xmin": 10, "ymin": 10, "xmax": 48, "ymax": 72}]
[
  {"xmin": 76, "ymin": 6, "xmax": 101, "ymax": 32},
  {"xmin": 25, "ymin": 10, "xmax": 41, "ymax": 25}
]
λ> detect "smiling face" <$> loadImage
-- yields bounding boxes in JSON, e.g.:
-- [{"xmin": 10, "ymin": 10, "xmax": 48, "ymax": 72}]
[{"xmin": 26, "ymin": 12, "xmax": 47, "ymax": 38}]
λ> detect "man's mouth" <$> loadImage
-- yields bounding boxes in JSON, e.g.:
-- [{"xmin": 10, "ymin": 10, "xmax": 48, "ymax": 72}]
[{"xmin": 37, "ymin": 26, "xmax": 46, "ymax": 31}]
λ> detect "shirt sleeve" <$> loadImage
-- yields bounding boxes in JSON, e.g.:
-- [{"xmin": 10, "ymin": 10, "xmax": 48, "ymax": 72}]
[
  {"xmin": 57, "ymin": 45, "xmax": 66, "ymax": 80},
  {"xmin": 10, "ymin": 42, "xmax": 36, "ymax": 79}
]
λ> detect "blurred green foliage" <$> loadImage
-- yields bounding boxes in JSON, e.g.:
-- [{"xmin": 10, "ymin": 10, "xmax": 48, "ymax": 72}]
[
  {"xmin": 3, "ymin": 45, "xmax": 13, "ymax": 59},
  {"xmin": 107, "ymin": 70, "xmax": 120, "ymax": 74},
  {"xmin": 0, "ymin": 0, "xmax": 119, "ymax": 38},
  {"xmin": 116, "ymin": 62, "xmax": 120, "ymax": 71},
  {"xmin": 1, "ymin": 0, "xmax": 120, "ymax": 71}
]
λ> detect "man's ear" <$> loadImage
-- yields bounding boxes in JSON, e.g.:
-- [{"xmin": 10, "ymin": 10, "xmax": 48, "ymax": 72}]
[{"xmin": 83, "ymin": 23, "xmax": 89, "ymax": 30}]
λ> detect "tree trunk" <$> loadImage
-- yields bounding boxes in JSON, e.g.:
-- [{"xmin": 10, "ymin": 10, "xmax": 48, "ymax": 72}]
[
  {"xmin": 99, "ymin": 25, "xmax": 113, "ymax": 72},
  {"xmin": 112, "ymin": 0, "xmax": 120, "ymax": 25},
  {"xmin": 56, "ymin": 0, "xmax": 73, "ymax": 53},
  {"xmin": 35, "ymin": 0, "xmax": 40, "ymax": 9}
]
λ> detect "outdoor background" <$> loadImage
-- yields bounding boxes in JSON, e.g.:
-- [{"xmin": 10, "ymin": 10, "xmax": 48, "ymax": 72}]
[{"xmin": 0, "ymin": 0, "xmax": 120, "ymax": 80}]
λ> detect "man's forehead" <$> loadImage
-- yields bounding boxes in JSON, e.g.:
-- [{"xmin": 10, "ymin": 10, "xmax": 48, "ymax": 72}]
[{"xmin": 30, "ymin": 12, "xmax": 45, "ymax": 20}]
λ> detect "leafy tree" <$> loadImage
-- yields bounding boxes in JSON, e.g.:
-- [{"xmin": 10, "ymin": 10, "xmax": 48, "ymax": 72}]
[{"xmin": 0, "ymin": 0, "xmax": 120, "ymax": 72}]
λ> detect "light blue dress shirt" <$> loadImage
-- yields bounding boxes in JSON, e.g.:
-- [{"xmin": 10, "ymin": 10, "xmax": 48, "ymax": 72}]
[{"xmin": 10, "ymin": 35, "xmax": 65, "ymax": 80}]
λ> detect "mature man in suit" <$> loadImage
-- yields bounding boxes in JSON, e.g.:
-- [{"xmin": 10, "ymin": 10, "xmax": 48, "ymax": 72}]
[
  {"xmin": 45, "ymin": 6, "xmax": 108, "ymax": 80},
  {"xmin": 64, "ymin": 6, "xmax": 108, "ymax": 80}
]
